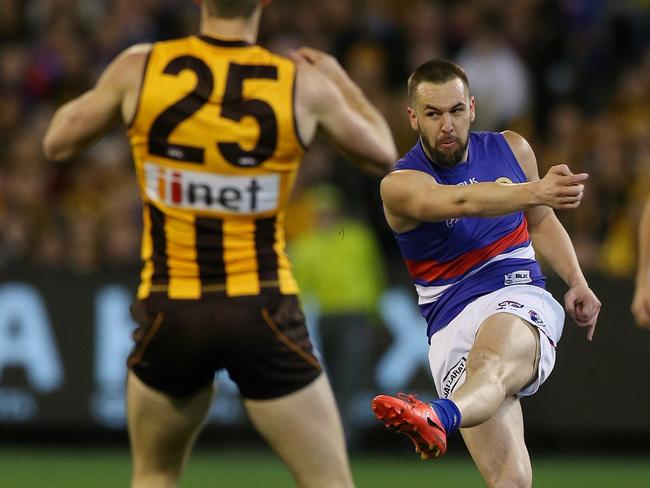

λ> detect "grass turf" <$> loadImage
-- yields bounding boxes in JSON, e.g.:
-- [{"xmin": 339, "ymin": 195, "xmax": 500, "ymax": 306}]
[{"xmin": 0, "ymin": 447, "xmax": 648, "ymax": 487}]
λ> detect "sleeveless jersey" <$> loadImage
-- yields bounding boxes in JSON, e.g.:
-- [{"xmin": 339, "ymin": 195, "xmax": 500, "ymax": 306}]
[
  {"xmin": 393, "ymin": 132, "xmax": 546, "ymax": 338},
  {"xmin": 127, "ymin": 35, "xmax": 305, "ymax": 300}
]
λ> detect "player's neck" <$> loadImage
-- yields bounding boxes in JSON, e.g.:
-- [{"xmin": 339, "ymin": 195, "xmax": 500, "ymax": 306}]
[{"xmin": 200, "ymin": 12, "xmax": 260, "ymax": 44}]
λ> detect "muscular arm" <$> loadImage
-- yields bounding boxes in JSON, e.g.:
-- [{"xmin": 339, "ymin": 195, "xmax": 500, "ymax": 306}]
[
  {"xmin": 507, "ymin": 132, "xmax": 585, "ymax": 286},
  {"xmin": 43, "ymin": 44, "xmax": 151, "ymax": 160},
  {"xmin": 381, "ymin": 135, "xmax": 587, "ymax": 233},
  {"xmin": 504, "ymin": 130, "xmax": 600, "ymax": 340},
  {"xmin": 382, "ymin": 170, "xmax": 542, "ymax": 230},
  {"xmin": 291, "ymin": 48, "xmax": 396, "ymax": 175}
]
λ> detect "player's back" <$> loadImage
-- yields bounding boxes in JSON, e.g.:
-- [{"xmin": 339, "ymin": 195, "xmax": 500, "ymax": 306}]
[{"xmin": 128, "ymin": 35, "xmax": 305, "ymax": 300}]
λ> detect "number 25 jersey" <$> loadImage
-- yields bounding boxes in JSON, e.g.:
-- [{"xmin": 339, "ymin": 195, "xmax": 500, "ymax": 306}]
[{"xmin": 127, "ymin": 35, "xmax": 305, "ymax": 300}]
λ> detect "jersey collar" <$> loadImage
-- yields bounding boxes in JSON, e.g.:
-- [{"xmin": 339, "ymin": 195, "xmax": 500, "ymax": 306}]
[{"xmin": 197, "ymin": 35, "xmax": 252, "ymax": 47}]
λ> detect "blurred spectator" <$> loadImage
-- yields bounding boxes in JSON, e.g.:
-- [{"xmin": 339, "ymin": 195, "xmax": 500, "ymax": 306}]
[{"xmin": 455, "ymin": 12, "xmax": 530, "ymax": 130}]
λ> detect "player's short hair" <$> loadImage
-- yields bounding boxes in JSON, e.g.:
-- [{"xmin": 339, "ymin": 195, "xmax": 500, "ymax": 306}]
[
  {"xmin": 203, "ymin": 0, "xmax": 259, "ymax": 19},
  {"xmin": 407, "ymin": 59, "xmax": 470, "ymax": 101}
]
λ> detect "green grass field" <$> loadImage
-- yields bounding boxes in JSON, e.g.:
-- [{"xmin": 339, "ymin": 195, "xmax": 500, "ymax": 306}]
[{"xmin": 0, "ymin": 447, "xmax": 648, "ymax": 487}]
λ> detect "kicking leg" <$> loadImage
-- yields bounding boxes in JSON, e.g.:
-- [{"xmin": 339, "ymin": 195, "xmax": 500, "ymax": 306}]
[
  {"xmin": 371, "ymin": 312, "xmax": 539, "ymax": 462},
  {"xmin": 451, "ymin": 312, "xmax": 540, "ymax": 426},
  {"xmin": 127, "ymin": 371, "xmax": 214, "ymax": 488},
  {"xmin": 244, "ymin": 374, "xmax": 354, "ymax": 488}
]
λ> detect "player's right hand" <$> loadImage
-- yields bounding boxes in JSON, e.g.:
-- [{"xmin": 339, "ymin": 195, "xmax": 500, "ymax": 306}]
[{"xmin": 536, "ymin": 164, "xmax": 588, "ymax": 209}]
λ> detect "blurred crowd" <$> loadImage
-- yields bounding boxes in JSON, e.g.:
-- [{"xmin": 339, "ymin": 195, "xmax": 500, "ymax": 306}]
[{"xmin": 0, "ymin": 0, "xmax": 648, "ymax": 279}]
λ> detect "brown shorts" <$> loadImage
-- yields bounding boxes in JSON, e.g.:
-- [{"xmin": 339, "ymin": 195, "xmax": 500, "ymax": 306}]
[{"xmin": 128, "ymin": 293, "xmax": 322, "ymax": 399}]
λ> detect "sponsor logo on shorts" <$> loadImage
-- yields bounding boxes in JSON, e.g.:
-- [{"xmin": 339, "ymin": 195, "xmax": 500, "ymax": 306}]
[
  {"xmin": 504, "ymin": 270, "xmax": 532, "ymax": 285},
  {"xmin": 528, "ymin": 309, "xmax": 545, "ymax": 326},
  {"xmin": 496, "ymin": 300, "xmax": 524, "ymax": 310},
  {"xmin": 442, "ymin": 357, "xmax": 466, "ymax": 398},
  {"xmin": 144, "ymin": 162, "xmax": 279, "ymax": 214}
]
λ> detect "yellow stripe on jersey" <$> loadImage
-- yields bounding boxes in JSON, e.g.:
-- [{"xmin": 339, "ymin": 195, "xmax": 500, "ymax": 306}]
[
  {"xmin": 129, "ymin": 35, "xmax": 304, "ymax": 299},
  {"xmin": 223, "ymin": 217, "xmax": 260, "ymax": 296},
  {"xmin": 137, "ymin": 205, "xmax": 154, "ymax": 299},
  {"xmin": 275, "ymin": 211, "xmax": 299, "ymax": 294}
]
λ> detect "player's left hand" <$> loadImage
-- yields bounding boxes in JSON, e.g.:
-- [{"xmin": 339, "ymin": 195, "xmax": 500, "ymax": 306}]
[{"xmin": 564, "ymin": 282, "xmax": 601, "ymax": 341}]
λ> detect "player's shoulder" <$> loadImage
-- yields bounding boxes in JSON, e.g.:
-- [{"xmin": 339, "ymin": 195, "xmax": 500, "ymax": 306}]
[
  {"xmin": 109, "ymin": 43, "xmax": 152, "ymax": 78},
  {"xmin": 500, "ymin": 130, "xmax": 538, "ymax": 178},
  {"xmin": 123, "ymin": 43, "xmax": 153, "ymax": 55},
  {"xmin": 500, "ymin": 129, "xmax": 528, "ymax": 146},
  {"xmin": 116, "ymin": 43, "xmax": 153, "ymax": 65},
  {"xmin": 98, "ymin": 43, "xmax": 152, "ymax": 92},
  {"xmin": 383, "ymin": 144, "xmax": 437, "ymax": 187},
  {"xmin": 500, "ymin": 130, "xmax": 534, "ymax": 159}
]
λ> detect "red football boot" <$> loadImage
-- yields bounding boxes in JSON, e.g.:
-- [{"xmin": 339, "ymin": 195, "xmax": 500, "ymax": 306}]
[{"xmin": 371, "ymin": 393, "xmax": 447, "ymax": 459}]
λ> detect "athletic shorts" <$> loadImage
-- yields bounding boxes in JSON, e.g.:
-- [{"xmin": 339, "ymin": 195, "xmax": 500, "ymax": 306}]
[
  {"xmin": 128, "ymin": 293, "xmax": 322, "ymax": 399},
  {"xmin": 428, "ymin": 285, "xmax": 565, "ymax": 399}
]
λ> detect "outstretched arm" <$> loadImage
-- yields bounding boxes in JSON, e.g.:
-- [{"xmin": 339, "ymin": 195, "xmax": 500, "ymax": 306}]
[
  {"xmin": 380, "ymin": 149, "xmax": 588, "ymax": 233},
  {"xmin": 632, "ymin": 196, "xmax": 650, "ymax": 329},
  {"xmin": 43, "ymin": 44, "xmax": 150, "ymax": 160},
  {"xmin": 291, "ymin": 47, "xmax": 397, "ymax": 175},
  {"xmin": 504, "ymin": 130, "xmax": 601, "ymax": 341}
]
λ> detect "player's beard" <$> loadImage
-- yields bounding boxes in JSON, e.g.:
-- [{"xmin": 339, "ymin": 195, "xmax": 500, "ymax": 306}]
[{"xmin": 420, "ymin": 130, "xmax": 469, "ymax": 168}]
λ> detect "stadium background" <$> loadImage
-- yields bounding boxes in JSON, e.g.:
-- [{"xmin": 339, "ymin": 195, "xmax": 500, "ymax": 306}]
[{"xmin": 1, "ymin": 0, "xmax": 649, "ymax": 486}]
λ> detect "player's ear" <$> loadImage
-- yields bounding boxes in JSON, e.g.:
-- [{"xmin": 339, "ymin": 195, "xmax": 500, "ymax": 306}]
[
  {"xmin": 407, "ymin": 107, "xmax": 419, "ymax": 131},
  {"xmin": 469, "ymin": 96, "xmax": 476, "ymax": 123}
]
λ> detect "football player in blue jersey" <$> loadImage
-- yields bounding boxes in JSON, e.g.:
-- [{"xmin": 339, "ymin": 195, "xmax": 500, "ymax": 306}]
[{"xmin": 372, "ymin": 59, "xmax": 600, "ymax": 488}]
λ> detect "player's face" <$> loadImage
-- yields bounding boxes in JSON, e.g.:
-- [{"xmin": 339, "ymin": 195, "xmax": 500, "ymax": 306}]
[{"xmin": 407, "ymin": 79, "xmax": 475, "ymax": 168}]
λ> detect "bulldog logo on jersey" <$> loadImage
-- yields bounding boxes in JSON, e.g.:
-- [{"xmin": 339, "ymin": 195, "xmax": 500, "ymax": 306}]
[{"xmin": 495, "ymin": 176, "xmax": 513, "ymax": 184}]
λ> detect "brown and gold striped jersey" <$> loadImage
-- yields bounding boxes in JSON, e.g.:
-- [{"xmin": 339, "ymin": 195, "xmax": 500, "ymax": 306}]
[{"xmin": 127, "ymin": 35, "xmax": 306, "ymax": 299}]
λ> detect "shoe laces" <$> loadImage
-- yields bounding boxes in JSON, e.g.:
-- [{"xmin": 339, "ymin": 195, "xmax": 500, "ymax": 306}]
[{"xmin": 396, "ymin": 392, "xmax": 423, "ymax": 405}]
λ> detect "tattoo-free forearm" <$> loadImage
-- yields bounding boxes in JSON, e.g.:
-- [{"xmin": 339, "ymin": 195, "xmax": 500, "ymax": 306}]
[
  {"xmin": 528, "ymin": 211, "xmax": 586, "ymax": 287},
  {"xmin": 445, "ymin": 181, "xmax": 542, "ymax": 218}
]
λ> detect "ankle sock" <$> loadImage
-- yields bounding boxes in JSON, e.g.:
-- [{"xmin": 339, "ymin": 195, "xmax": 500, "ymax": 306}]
[{"xmin": 430, "ymin": 398, "xmax": 461, "ymax": 434}]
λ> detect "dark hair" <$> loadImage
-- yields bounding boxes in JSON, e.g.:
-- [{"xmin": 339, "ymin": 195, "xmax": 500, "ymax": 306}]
[
  {"xmin": 204, "ymin": 0, "xmax": 259, "ymax": 19},
  {"xmin": 407, "ymin": 59, "xmax": 470, "ymax": 100}
]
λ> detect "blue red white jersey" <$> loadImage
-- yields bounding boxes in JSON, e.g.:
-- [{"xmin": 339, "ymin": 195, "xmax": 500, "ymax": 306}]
[{"xmin": 392, "ymin": 131, "xmax": 546, "ymax": 339}]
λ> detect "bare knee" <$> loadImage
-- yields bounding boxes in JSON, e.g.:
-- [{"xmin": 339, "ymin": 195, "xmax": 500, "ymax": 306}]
[{"xmin": 467, "ymin": 347, "xmax": 507, "ymax": 392}]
